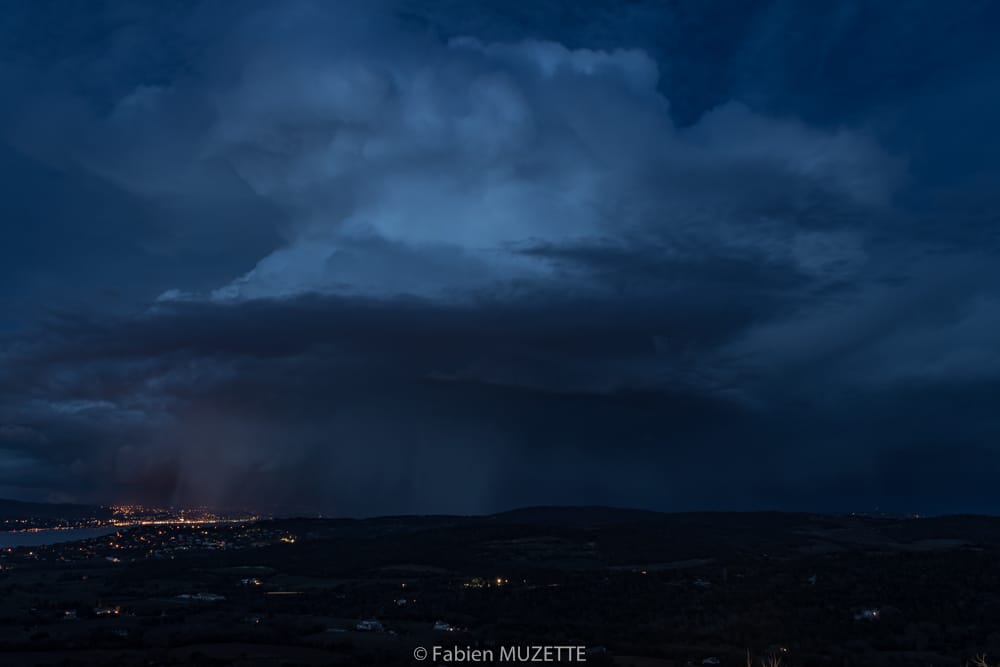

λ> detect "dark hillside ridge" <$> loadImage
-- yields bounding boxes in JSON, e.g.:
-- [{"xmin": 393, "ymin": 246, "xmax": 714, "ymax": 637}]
[{"xmin": 0, "ymin": 498, "xmax": 110, "ymax": 521}]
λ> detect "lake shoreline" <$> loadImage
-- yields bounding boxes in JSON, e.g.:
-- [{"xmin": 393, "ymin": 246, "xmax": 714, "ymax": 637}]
[{"xmin": 0, "ymin": 526, "xmax": 118, "ymax": 548}]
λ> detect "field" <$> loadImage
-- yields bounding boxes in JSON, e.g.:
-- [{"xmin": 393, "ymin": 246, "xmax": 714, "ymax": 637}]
[{"xmin": 1, "ymin": 509, "xmax": 1000, "ymax": 665}]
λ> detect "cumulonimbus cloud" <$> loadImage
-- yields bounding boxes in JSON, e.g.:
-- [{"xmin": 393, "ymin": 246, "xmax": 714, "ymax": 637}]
[
  {"xmin": 11, "ymin": 1, "xmax": 1000, "ymax": 515},
  {"xmin": 77, "ymin": 3, "xmax": 899, "ymax": 305}
]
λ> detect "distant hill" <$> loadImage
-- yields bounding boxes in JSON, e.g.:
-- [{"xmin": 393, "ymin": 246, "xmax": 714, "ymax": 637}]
[
  {"xmin": 489, "ymin": 505, "xmax": 667, "ymax": 528},
  {"xmin": 0, "ymin": 498, "xmax": 109, "ymax": 521}
]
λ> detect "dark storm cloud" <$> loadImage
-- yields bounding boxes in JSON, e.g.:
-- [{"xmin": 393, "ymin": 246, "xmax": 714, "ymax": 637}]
[
  {"xmin": 1, "ymin": 0, "xmax": 998, "ymax": 513},
  {"xmin": 0, "ymin": 295, "xmax": 756, "ymax": 512}
]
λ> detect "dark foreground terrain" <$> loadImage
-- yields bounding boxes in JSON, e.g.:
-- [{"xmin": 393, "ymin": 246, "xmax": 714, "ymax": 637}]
[{"xmin": 2, "ymin": 507, "xmax": 1000, "ymax": 666}]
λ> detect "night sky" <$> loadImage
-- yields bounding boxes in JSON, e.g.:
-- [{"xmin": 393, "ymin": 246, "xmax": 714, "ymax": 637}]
[{"xmin": 1, "ymin": 1, "xmax": 999, "ymax": 516}]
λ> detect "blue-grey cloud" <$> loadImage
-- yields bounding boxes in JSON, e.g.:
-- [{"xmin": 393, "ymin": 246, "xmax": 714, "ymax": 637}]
[{"xmin": 1, "ymin": 0, "xmax": 998, "ymax": 514}]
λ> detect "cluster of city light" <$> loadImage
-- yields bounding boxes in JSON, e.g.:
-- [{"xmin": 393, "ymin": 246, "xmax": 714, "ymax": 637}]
[
  {"xmin": 463, "ymin": 576, "xmax": 509, "ymax": 589},
  {"xmin": 0, "ymin": 517, "xmax": 297, "ymax": 567},
  {"xmin": 1, "ymin": 504, "xmax": 263, "ymax": 536},
  {"xmin": 105, "ymin": 503, "xmax": 261, "ymax": 528}
]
